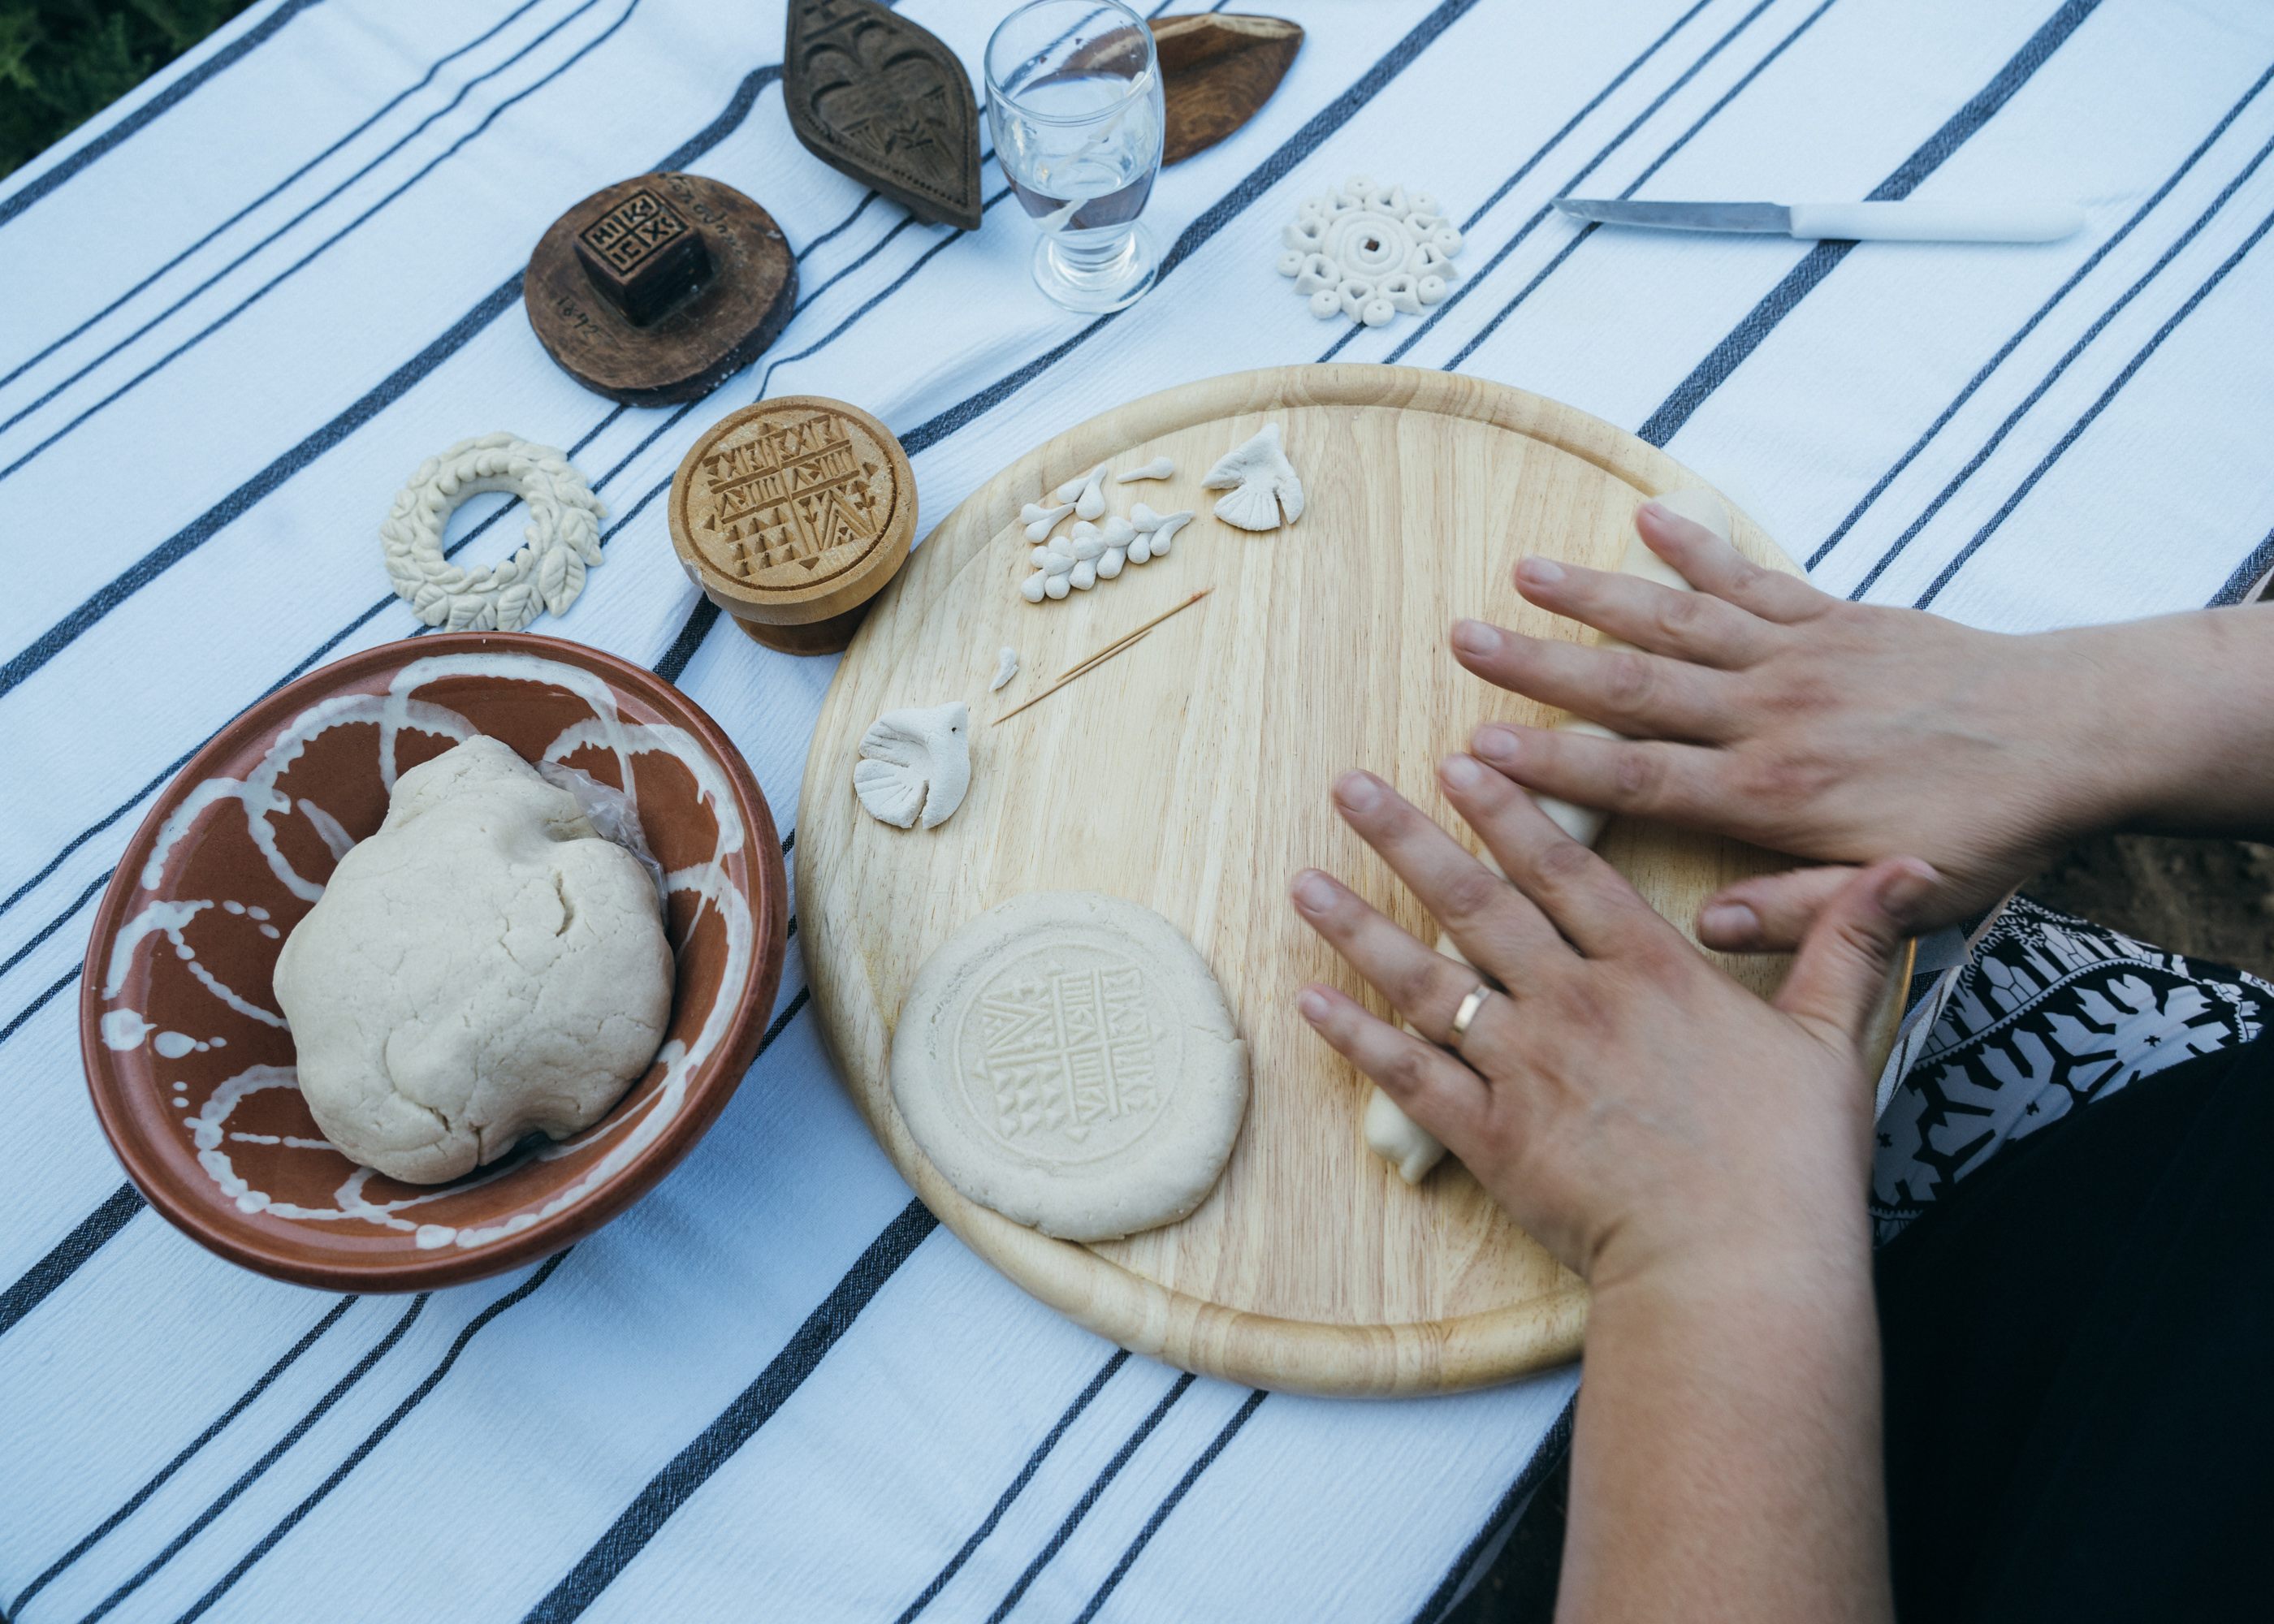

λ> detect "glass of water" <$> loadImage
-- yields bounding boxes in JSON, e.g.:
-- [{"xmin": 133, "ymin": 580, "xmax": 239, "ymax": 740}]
[{"xmin": 985, "ymin": 0, "xmax": 1165, "ymax": 313}]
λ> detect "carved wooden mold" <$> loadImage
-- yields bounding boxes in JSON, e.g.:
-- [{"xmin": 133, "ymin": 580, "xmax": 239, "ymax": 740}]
[
  {"xmin": 785, "ymin": 0, "xmax": 984, "ymax": 231},
  {"xmin": 1153, "ymin": 13, "xmax": 1303, "ymax": 165},
  {"xmin": 526, "ymin": 171, "xmax": 797, "ymax": 408}
]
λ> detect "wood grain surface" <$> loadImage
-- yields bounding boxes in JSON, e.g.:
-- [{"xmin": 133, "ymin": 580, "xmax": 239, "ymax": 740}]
[
  {"xmin": 1152, "ymin": 13, "xmax": 1303, "ymax": 165},
  {"xmin": 798, "ymin": 365, "xmax": 1907, "ymax": 1396}
]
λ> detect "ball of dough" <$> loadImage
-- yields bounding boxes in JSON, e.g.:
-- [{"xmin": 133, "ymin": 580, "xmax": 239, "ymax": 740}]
[
  {"xmin": 273, "ymin": 736, "xmax": 672, "ymax": 1184},
  {"xmin": 891, "ymin": 892, "xmax": 1248, "ymax": 1242}
]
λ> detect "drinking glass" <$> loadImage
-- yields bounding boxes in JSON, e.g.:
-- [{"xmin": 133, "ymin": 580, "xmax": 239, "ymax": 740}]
[{"xmin": 984, "ymin": 0, "xmax": 1165, "ymax": 313}]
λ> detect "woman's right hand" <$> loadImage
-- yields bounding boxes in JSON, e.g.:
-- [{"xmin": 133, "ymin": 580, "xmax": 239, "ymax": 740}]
[{"xmin": 1446, "ymin": 500, "xmax": 2237, "ymax": 949}]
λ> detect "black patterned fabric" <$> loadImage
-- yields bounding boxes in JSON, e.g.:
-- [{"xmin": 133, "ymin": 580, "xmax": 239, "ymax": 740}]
[{"xmin": 1871, "ymin": 896, "xmax": 2270, "ymax": 1243}]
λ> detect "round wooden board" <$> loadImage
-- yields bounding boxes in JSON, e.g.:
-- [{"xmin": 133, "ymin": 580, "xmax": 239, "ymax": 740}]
[{"xmin": 799, "ymin": 365, "xmax": 1908, "ymax": 1397}]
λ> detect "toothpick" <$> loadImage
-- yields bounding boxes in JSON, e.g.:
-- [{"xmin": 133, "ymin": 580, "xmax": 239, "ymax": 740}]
[{"xmin": 996, "ymin": 589, "xmax": 1212, "ymax": 723}]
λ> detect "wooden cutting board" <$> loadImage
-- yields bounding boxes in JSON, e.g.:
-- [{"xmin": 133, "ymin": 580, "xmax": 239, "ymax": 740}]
[{"xmin": 798, "ymin": 365, "xmax": 1905, "ymax": 1397}]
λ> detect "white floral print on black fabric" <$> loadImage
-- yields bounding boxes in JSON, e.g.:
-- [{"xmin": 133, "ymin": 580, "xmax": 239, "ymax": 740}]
[{"xmin": 1871, "ymin": 896, "xmax": 2269, "ymax": 1244}]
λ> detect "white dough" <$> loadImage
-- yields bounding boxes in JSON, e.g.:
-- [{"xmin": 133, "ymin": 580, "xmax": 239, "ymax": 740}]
[
  {"xmin": 1363, "ymin": 488, "xmax": 1732, "ymax": 1184},
  {"xmin": 991, "ymin": 647, "xmax": 1019, "ymax": 691},
  {"xmin": 378, "ymin": 432, "xmax": 606, "ymax": 633},
  {"xmin": 272, "ymin": 736, "xmax": 671, "ymax": 1185},
  {"xmin": 1277, "ymin": 176, "xmax": 1463, "ymax": 329},
  {"xmin": 1115, "ymin": 457, "xmax": 1176, "ymax": 482},
  {"xmin": 854, "ymin": 702, "xmax": 971, "ymax": 830},
  {"xmin": 892, "ymin": 892, "xmax": 1248, "ymax": 1242},
  {"xmin": 1203, "ymin": 422, "xmax": 1304, "ymax": 531}
]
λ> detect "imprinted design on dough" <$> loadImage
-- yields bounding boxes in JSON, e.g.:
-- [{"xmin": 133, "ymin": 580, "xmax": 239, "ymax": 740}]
[
  {"xmin": 1277, "ymin": 176, "xmax": 1463, "ymax": 328},
  {"xmin": 891, "ymin": 892, "xmax": 1248, "ymax": 1241},
  {"xmin": 853, "ymin": 702, "xmax": 971, "ymax": 829},
  {"xmin": 379, "ymin": 433, "xmax": 606, "ymax": 633},
  {"xmin": 1202, "ymin": 422, "xmax": 1303, "ymax": 532}
]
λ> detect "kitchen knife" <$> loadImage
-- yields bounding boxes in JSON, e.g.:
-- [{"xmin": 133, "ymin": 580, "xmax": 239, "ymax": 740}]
[{"xmin": 1552, "ymin": 197, "xmax": 2085, "ymax": 243}]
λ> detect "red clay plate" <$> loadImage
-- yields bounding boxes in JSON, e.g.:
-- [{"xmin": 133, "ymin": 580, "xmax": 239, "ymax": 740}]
[{"xmin": 80, "ymin": 633, "xmax": 788, "ymax": 1291}]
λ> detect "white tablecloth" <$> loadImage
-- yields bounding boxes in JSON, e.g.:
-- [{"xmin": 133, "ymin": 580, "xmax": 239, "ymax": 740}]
[{"xmin": 3, "ymin": 1, "xmax": 2270, "ymax": 1619}]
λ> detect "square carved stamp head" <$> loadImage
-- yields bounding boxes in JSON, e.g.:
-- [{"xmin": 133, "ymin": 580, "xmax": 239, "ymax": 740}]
[{"xmin": 573, "ymin": 186, "xmax": 711, "ymax": 327}]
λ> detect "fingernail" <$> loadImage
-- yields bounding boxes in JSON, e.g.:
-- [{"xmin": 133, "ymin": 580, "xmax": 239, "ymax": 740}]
[
  {"xmin": 1440, "ymin": 753, "xmax": 1485, "ymax": 790},
  {"xmin": 1473, "ymin": 723, "xmax": 1520, "ymax": 764},
  {"xmin": 1451, "ymin": 619, "xmax": 1502, "ymax": 655},
  {"xmin": 1880, "ymin": 861, "xmax": 1939, "ymax": 922},
  {"xmin": 1700, "ymin": 901, "xmax": 1758, "ymax": 942},
  {"xmin": 1292, "ymin": 869, "xmax": 1338, "ymax": 911},
  {"xmin": 1298, "ymin": 987, "xmax": 1332, "ymax": 1021},
  {"xmin": 1334, "ymin": 771, "xmax": 1382, "ymax": 812},
  {"xmin": 1636, "ymin": 499, "xmax": 1669, "ymax": 524},
  {"xmin": 1516, "ymin": 555, "xmax": 1565, "ymax": 585}
]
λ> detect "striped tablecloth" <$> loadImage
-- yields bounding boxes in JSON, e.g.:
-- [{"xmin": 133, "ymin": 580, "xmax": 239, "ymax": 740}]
[{"xmin": 4, "ymin": 1, "xmax": 2270, "ymax": 1618}]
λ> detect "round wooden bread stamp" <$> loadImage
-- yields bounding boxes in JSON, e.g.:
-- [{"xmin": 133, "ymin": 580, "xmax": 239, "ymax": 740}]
[
  {"xmin": 668, "ymin": 396, "xmax": 916, "ymax": 655},
  {"xmin": 526, "ymin": 171, "xmax": 797, "ymax": 406}
]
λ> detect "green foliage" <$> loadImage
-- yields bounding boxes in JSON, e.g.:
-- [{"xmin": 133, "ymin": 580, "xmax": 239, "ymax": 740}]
[{"xmin": 0, "ymin": 0, "xmax": 257, "ymax": 178}]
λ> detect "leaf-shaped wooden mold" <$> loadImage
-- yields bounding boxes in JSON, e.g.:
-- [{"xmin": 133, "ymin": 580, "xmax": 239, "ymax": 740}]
[
  {"xmin": 1152, "ymin": 13, "xmax": 1303, "ymax": 166},
  {"xmin": 785, "ymin": 0, "xmax": 984, "ymax": 231}
]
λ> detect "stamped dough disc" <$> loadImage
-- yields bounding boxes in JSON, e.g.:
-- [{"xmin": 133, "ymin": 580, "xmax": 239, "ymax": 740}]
[{"xmin": 889, "ymin": 892, "xmax": 1249, "ymax": 1242}]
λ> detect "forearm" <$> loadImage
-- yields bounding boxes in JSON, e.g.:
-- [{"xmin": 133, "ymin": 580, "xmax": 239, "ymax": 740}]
[
  {"xmin": 1557, "ymin": 1246, "xmax": 1891, "ymax": 1624},
  {"xmin": 2051, "ymin": 607, "xmax": 2274, "ymax": 843}
]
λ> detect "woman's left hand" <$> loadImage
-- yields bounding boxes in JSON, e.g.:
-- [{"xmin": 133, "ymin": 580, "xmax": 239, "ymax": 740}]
[{"xmin": 1290, "ymin": 757, "xmax": 1930, "ymax": 1294}]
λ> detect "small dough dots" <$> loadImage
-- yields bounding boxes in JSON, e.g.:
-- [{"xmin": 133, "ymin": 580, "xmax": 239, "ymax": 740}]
[
  {"xmin": 272, "ymin": 736, "xmax": 672, "ymax": 1185},
  {"xmin": 890, "ymin": 892, "xmax": 1248, "ymax": 1242}
]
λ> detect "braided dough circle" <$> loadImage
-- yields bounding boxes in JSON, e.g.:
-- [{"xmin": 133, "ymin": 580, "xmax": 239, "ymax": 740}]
[{"xmin": 379, "ymin": 432, "xmax": 607, "ymax": 633}]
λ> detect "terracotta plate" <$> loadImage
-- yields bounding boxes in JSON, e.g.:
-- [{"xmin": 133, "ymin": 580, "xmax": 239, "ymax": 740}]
[{"xmin": 80, "ymin": 633, "xmax": 788, "ymax": 1291}]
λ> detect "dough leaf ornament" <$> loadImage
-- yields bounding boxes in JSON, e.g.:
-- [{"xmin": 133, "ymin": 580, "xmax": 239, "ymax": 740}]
[
  {"xmin": 785, "ymin": 0, "xmax": 984, "ymax": 230},
  {"xmin": 1202, "ymin": 421, "xmax": 1303, "ymax": 531},
  {"xmin": 379, "ymin": 433, "xmax": 606, "ymax": 633},
  {"xmin": 1278, "ymin": 175, "xmax": 1463, "ymax": 328},
  {"xmin": 854, "ymin": 702, "xmax": 971, "ymax": 829}
]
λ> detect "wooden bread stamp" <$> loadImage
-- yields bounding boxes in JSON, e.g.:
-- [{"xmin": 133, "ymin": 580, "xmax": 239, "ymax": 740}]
[
  {"xmin": 668, "ymin": 396, "xmax": 916, "ymax": 655},
  {"xmin": 785, "ymin": 0, "xmax": 984, "ymax": 231},
  {"xmin": 526, "ymin": 172, "xmax": 797, "ymax": 406}
]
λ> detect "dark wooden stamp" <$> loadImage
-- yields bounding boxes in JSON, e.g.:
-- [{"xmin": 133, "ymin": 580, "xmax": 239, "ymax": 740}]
[
  {"xmin": 573, "ymin": 187, "xmax": 711, "ymax": 326},
  {"xmin": 785, "ymin": 0, "xmax": 984, "ymax": 231}
]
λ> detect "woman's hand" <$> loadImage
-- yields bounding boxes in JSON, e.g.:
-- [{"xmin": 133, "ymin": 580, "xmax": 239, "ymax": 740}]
[
  {"xmin": 1445, "ymin": 500, "xmax": 2167, "ymax": 948},
  {"xmin": 1290, "ymin": 759, "xmax": 1927, "ymax": 1291}
]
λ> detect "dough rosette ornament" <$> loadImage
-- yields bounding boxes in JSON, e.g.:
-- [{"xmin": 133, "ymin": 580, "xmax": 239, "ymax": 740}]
[
  {"xmin": 380, "ymin": 432, "xmax": 606, "ymax": 633},
  {"xmin": 1278, "ymin": 175, "xmax": 1463, "ymax": 328}
]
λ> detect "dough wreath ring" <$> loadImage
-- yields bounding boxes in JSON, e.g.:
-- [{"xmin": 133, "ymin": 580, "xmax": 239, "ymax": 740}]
[
  {"xmin": 379, "ymin": 432, "xmax": 606, "ymax": 633},
  {"xmin": 799, "ymin": 365, "xmax": 1910, "ymax": 1397}
]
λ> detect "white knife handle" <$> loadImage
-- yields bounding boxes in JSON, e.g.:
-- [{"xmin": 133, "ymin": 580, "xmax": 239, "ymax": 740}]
[{"xmin": 1785, "ymin": 201, "xmax": 2084, "ymax": 243}]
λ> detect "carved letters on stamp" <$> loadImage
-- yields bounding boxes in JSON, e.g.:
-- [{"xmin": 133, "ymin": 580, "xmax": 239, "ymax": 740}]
[{"xmin": 685, "ymin": 408, "xmax": 899, "ymax": 591}]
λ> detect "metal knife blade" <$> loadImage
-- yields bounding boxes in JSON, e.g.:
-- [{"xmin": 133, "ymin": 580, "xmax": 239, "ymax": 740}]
[{"xmin": 1553, "ymin": 199, "xmax": 1790, "ymax": 233}]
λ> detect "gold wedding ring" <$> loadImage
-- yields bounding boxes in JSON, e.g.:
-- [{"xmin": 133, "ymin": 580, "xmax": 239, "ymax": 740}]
[{"xmin": 1448, "ymin": 983, "xmax": 1494, "ymax": 1056}]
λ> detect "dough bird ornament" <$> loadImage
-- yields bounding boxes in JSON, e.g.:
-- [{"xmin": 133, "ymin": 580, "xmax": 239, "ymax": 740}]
[
  {"xmin": 1203, "ymin": 422, "xmax": 1303, "ymax": 532},
  {"xmin": 854, "ymin": 702, "xmax": 971, "ymax": 830},
  {"xmin": 1364, "ymin": 487, "xmax": 1736, "ymax": 1184}
]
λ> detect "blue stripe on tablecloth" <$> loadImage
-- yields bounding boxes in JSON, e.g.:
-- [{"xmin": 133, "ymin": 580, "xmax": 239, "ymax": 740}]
[
  {"xmin": 1435, "ymin": 0, "xmax": 1842, "ymax": 373},
  {"xmin": 2212, "ymin": 526, "xmax": 2274, "ymax": 604},
  {"xmin": 1364, "ymin": 0, "xmax": 1772, "ymax": 366},
  {"xmin": 1843, "ymin": 123, "xmax": 2274, "ymax": 599},
  {"xmin": 1809, "ymin": 59, "xmax": 2274, "ymax": 572},
  {"xmin": 983, "ymin": 1375, "xmax": 1197, "ymax": 1624},
  {"xmin": 172, "ymin": 1255, "xmax": 570, "ymax": 1624},
  {"xmin": 0, "ymin": 0, "xmax": 554, "ymax": 397},
  {"xmin": 1407, "ymin": 1397, "xmax": 1576, "ymax": 1624},
  {"xmin": 893, "ymin": 1350, "xmax": 1131, "ymax": 1624},
  {"xmin": 0, "ymin": 0, "xmax": 638, "ymax": 488},
  {"xmin": 0, "ymin": 0, "xmax": 326, "ymax": 230},
  {"xmin": 0, "ymin": 1182, "xmax": 143, "ymax": 1338},
  {"xmin": 2, "ymin": 1297, "xmax": 357, "ymax": 1618},
  {"xmin": 73, "ymin": 1294, "xmax": 430, "ymax": 1624},
  {"xmin": 0, "ymin": 52, "xmax": 785, "ymax": 703},
  {"xmin": 1637, "ymin": 0, "xmax": 2108, "ymax": 447},
  {"xmin": 518, "ymin": 1197, "xmax": 938, "ymax": 1624},
  {"xmin": 1913, "ymin": 200, "xmax": 2274, "ymax": 607},
  {"xmin": 1068, "ymin": 1388, "xmax": 1269, "ymax": 1624}
]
